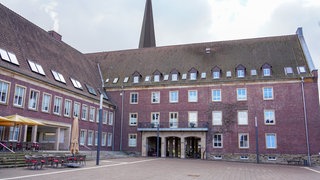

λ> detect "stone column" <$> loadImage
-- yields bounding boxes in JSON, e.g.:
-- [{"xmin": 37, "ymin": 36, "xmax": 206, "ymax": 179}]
[
  {"xmin": 23, "ymin": 125, "xmax": 28, "ymax": 142},
  {"xmin": 161, "ymin": 137, "xmax": 166, "ymax": 158},
  {"xmin": 141, "ymin": 133, "xmax": 147, "ymax": 157},
  {"xmin": 180, "ymin": 138, "xmax": 185, "ymax": 159},
  {"xmin": 31, "ymin": 125, "xmax": 38, "ymax": 143},
  {"xmin": 55, "ymin": 127, "xmax": 60, "ymax": 151}
]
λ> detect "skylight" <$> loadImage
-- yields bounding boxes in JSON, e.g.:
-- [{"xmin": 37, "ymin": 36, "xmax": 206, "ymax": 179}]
[
  {"xmin": 145, "ymin": 76, "xmax": 151, "ymax": 82},
  {"xmin": 113, "ymin": 78, "xmax": 119, "ymax": 83},
  {"xmin": 182, "ymin": 74, "xmax": 187, "ymax": 80},
  {"xmin": 28, "ymin": 60, "xmax": 45, "ymax": 75},
  {"xmin": 70, "ymin": 78, "xmax": 82, "ymax": 89},
  {"xmin": 86, "ymin": 84, "xmax": 97, "ymax": 96},
  {"xmin": 0, "ymin": 48, "xmax": 19, "ymax": 65},
  {"xmin": 201, "ymin": 72, "xmax": 206, "ymax": 79},
  {"xmin": 124, "ymin": 77, "xmax": 129, "ymax": 83},
  {"xmin": 51, "ymin": 70, "xmax": 66, "ymax": 83},
  {"xmin": 164, "ymin": 75, "xmax": 169, "ymax": 81}
]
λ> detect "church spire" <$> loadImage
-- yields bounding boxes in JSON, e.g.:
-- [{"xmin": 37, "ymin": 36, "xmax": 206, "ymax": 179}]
[{"xmin": 139, "ymin": 0, "xmax": 156, "ymax": 48}]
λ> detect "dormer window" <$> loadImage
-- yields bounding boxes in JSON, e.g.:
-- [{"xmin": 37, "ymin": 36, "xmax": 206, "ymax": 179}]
[
  {"xmin": 189, "ymin": 68, "xmax": 198, "ymax": 80},
  {"xmin": 212, "ymin": 66, "xmax": 221, "ymax": 79},
  {"xmin": 153, "ymin": 70, "xmax": 162, "ymax": 82},
  {"xmin": 261, "ymin": 63, "xmax": 272, "ymax": 77},
  {"xmin": 172, "ymin": 74, "xmax": 178, "ymax": 81},
  {"xmin": 133, "ymin": 76, "xmax": 139, "ymax": 83},
  {"xmin": 236, "ymin": 64, "xmax": 246, "ymax": 78},
  {"xmin": 132, "ymin": 71, "xmax": 142, "ymax": 83}
]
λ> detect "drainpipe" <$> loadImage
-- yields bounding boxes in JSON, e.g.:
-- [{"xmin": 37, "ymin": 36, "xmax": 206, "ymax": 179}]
[
  {"xmin": 301, "ymin": 77, "xmax": 311, "ymax": 166},
  {"xmin": 120, "ymin": 86, "xmax": 124, "ymax": 151}
]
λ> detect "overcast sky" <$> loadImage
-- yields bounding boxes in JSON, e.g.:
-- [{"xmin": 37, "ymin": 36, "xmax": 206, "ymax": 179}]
[{"xmin": 0, "ymin": 0, "xmax": 319, "ymax": 69}]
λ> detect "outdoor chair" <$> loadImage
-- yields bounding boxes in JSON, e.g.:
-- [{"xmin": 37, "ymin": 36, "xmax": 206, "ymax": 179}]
[
  {"xmin": 77, "ymin": 155, "xmax": 86, "ymax": 166},
  {"xmin": 52, "ymin": 156, "xmax": 65, "ymax": 168}
]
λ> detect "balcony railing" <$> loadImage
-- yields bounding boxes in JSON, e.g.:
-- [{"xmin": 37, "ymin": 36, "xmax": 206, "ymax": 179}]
[{"xmin": 137, "ymin": 121, "xmax": 209, "ymax": 132}]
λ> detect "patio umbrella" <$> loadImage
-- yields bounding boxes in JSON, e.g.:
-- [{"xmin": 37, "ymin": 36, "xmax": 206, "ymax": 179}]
[
  {"xmin": 0, "ymin": 116, "xmax": 20, "ymax": 126},
  {"xmin": 5, "ymin": 114, "xmax": 43, "ymax": 126},
  {"xmin": 70, "ymin": 117, "xmax": 79, "ymax": 155}
]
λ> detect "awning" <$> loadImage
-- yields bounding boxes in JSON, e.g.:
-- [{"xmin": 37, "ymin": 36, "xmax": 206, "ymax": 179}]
[
  {"xmin": 4, "ymin": 114, "xmax": 44, "ymax": 126},
  {"xmin": 0, "ymin": 116, "xmax": 20, "ymax": 126}
]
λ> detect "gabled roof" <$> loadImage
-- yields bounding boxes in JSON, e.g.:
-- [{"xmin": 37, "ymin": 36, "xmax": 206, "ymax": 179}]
[
  {"xmin": 87, "ymin": 33, "xmax": 314, "ymax": 88},
  {"xmin": 0, "ymin": 3, "xmax": 111, "ymax": 104}
]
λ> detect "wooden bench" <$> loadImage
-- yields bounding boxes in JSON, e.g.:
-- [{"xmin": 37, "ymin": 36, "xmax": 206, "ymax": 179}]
[{"xmin": 287, "ymin": 159, "xmax": 301, "ymax": 165}]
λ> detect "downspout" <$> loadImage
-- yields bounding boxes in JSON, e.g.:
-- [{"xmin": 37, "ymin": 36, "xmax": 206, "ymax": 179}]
[
  {"xmin": 301, "ymin": 77, "xmax": 311, "ymax": 166},
  {"xmin": 120, "ymin": 86, "xmax": 124, "ymax": 151}
]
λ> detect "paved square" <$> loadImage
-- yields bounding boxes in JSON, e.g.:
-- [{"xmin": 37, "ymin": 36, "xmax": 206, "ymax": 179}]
[{"xmin": 0, "ymin": 158, "xmax": 319, "ymax": 180}]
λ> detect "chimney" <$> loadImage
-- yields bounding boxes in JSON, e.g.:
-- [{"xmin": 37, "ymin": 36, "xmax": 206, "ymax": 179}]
[{"xmin": 48, "ymin": 30, "xmax": 62, "ymax": 41}]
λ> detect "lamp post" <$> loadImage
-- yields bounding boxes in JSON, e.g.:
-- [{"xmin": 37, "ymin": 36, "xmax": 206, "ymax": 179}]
[
  {"xmin": 96, "ymin": 94, "xmax": 103, "ymax": 165},
  {"xmin": 156, "ymin": 123, "xmax": 160, "ymax": 158}
]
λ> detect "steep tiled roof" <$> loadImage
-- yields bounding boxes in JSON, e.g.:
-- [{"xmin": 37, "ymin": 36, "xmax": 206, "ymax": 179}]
[
  {"xmin": 87, "ymin": 34, "xmax": 312, "ymax": 88},
  {"xmin": 0, "ymin": 3, "xmax": 110, "ymax": 104}
]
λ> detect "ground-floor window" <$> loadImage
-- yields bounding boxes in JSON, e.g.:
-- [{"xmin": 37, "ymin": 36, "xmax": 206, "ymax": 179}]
[
  {"xmin": 213, "ymin": 134, "xmax": 223, "ymax": 148},
  {"xmin": 266, "ymin": 133, "xmax": 277, "ymax": 149},
  {"xmin": 129, "ymin": 134, "xmax": 137, "ymax": 147},
  {"xmin": 87, "ymin": 130, "xmax": 94, "ymax": 146},
  {"xmin": 238, "ymin": 133, "xmax": 249, "ymax": 148},
  {"xmin": 9, "ymin": 126, "xmax": 19, "ymax": 141},
  {"xmin": 102, "ymin": 132, "xmax": 107, "ymax": 146},
  {"xmin": 107, "ymin": 133, "xmax": 112, "ymax": 147}
]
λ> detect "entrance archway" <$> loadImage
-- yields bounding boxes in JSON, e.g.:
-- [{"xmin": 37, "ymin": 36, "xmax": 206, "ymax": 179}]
[
  {"xmin": 166, "ymin": 137, "xmax": 181, "ymax": 158},
  {"xmin": 185, "ymin": 137, "xmax": 201, "ymax": 159},
  {"xmin": 147, "ymin": 136, "xmax": 161, "ymax": 157}
]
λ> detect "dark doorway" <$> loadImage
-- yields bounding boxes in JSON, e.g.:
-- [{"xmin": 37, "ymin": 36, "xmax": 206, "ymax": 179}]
[
  {"xmin": 185, "ymin": 137, "xmax": 201, "ymax": 159},
  {"xmin": 166, "ymin": 137, "xmax": 181, "ymax": 158},
  {"xmin": 147, "ymin": 136, "xmax": 161, "ymax": 157}
]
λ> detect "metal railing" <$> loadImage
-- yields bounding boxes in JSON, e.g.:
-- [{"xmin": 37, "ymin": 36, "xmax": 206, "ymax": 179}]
[{"xmin": 138, "ymin": 121, "xmax": 209, "ymax": 129}]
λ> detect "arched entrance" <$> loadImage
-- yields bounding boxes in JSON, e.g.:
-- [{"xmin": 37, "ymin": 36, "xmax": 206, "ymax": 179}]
[
  {"xmin": 166, "ymin": 137, "xmax": 181, "ymax": 158},
  {"xmin": 147, "ymin": 136, "xmax": 161, "ymax": 157},
  {"xmin": 185, "ymin": 137, "xmax": 201, "ymax": 159}
]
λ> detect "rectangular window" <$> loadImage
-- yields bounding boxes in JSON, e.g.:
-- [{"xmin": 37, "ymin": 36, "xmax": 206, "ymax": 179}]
[
  {"xmin": 169, "ymin": 112, "xmax": 178, "ymax": 128},
  {"xmin": 151, "ymin": 92, "xmax": 160, "ymax": 103},
  {"xmin": 226, "ymin": 71, "xmax": 232, "ymax": 77},
  {"xmin": 130, "ymin": 92, "xmax": 138, "ymax": 104},
  {"xmin": 171, "ymin": 74, "xmax": 178, "ymax": 81},
  {"xmin": 237, "ymin": 69, "xmax": 245, "ymax": 78},
  {"xmin": 53, "ymin": 96, "xmax": 62, "ymax": 115},
  {"xmin": 266, "ymin": 133, "xmax": 277, "ymax": 149},
  {"xmin": 190, "ymin": 73, "xmax": 197, "ymax": 80},
  {"xmin": 9, "ymin": 127, "xmax": 20, "ymax": 141},
  {"xmin": 284, "ymin": 67, "xmax": 293, "ymax": 75},
  {"xmin": 212, "ymin": 89, "xmax": 221, "ymax": 102},
  {"xmin": 239, "ymin": 133, "xmax": 249, "ymax": 148},
  {"xmin": 28, "ymin": 60, "xmax": 45, "ymax": 75},
  {"xmin": 89, "ymin": 107, "xmax": 95, "ymax": 122},
  {"xmin": 263, "ymin": 68, "xmax": 271, "ymax": 76},
  {"xmin": 128, "ymin": 134, "xmax": 137, "ymax": 147},
  {"xmin": 51, "ymin": 70, "xmax": 66, "ymax": 83},
  {"xmin": 0, "ymin": 80, "xmax": 10, "ymax": 104},
  {"xmin": 70, "ymin": 78, "xmax": 82, "ymax": 89},
  {"xmin": 264, "ymin": 110, "xmax": 275, "ymax": 125},
  {"xmin": 103, "ymin": 111, "xmax": 108, "ymax": 124},
  {"xmin": 201, "ymin": 72, "xmax": 206, "ymax": 79},
  {"xmin": 82, "ymin": 104, "xmax": 88, "ymax": 121},
  {"xmin": 129, "ymin": 113, "xmax": 138, "ymax": 126},
  {"xmin": 297, "ymin": 66, "xmax": 306, "ymax": 74},
  {"xmin": 133, "ymin": 76, "xmax": 139, "ymax": 83},
  {"xmin": 64, "ymin": 99, "xmax": 72, "ymax": 117},
  {"xmin": 188, "ymin": 90, "xmax": 198, "ymax": 102},
  {"xmin": 13, "ymin": 85, "xmax": 26, "ymax": 107},
  {"xmin": 73, "ymin": 102, "xmax": 80, "ymax": 118},
  {"xmin": 213, "ymin": 71, "xmax": 220, "ymax": 79},
  {"xmin": 251, "ymin": 69, "xmax": 257, "ymax": 76},
  {"xmin": 87, "ymin": 131, "xmax": 94, "ymax": 146},
  {"xmin": 154, "ymin": 75, "xmax": 160, "ymax": 82},
  {"xmin": 238, "ymin": 111, "xmax": 248, "ymax": 125},
  {"xmin": 42, "ymin": 93, "xmax": 51, "ymax": 112},
  {"xmin": 96, "ymin": 108, "xmax": 100, "ymax": 123},
  {"xmin": 95, "ymin": 131, "xmax": 98, "ymax": 146},
  {"xmin": 188, "ymin": 111, "xmax": 198, "ymax": 127},
  {"xmin": 169, "ymin": 91, "xmax": 179, "ymax": 103},
  {"xmin": 80, "ymin": 130, "xmax": 87, "ymax": 145},
  {"xmin": 109, "ymin": 111, "xmax": 114, "ymax": 125},
  {"xmin": 102, "ymin": 132, "xmax": 107, "ymax": 146},
  {"xmin": 263, "ymin": 87, "xmax": 273, "ymax": 100},
  {"xmin": 151, "ymin": 112, "xmax": 160, "ymax": 127},
  {"xmin": 213, "ymin": 134, "xmax": 223, "ymax": 148},
  {"xmin": 28, "ymin": 89, "xmax": 39, "ymax": 110},
  {"xmin": 212, "ymin": 111, "xmax": 222, "ymax": 125},
  {"xmin": 237, "ymin": 88, "xmax": 247, "ymax": 101},
  {"xmin": 107, "ymin": 133, "xmax": 113, "ymax": 147}
]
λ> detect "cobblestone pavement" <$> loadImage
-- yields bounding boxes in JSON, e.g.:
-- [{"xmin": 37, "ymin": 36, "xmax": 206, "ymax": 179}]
[{"xmin": 0, "ymin": 158, "xmax": 320, "ymax": 180}]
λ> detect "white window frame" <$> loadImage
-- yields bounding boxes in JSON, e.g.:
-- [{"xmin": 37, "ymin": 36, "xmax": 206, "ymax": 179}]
[
  {"xmin": 171, "ymin": 74, "xmax": 178, "ymax": 81},
  {"xmin": 264, "ymin": 110, "xmax": 275, "ymax": 125},
  {"xmin": 213, "ymin": 71, "xmax": 220, "ymax": 79},
  {"xmin": 133, "ymin": 76, "xmax": 139, "ymax": 83},
  {"xmin": 251, "ymin": 69, "xmax": 257, "ymax": 76},
  {"xmin": 95, "ymin": 131, "xmax": 98, "ymax": 146},
  {"xmin": 102, "ymin": 132, "xmax": 107, "ymax": 146},
  {"xmin": 13, "ymin": 85, "xmax": 26, "ymax": 107},
  {"xmin": 130, "ymin": 92, "xmax": 138, "ymax": 104},
  {"xmin": 154, "ymin": 75, "xmax": 160, "ymax": 82},
  {"xmin": 263, "ymin": 68, "xmax": 271, "ymax": 76},
  {"xmin": 80, "ymin": 129, "xmax": 87, "ymax": 146},
  {"xmin": 188, "ymin": 111, "xmax": 198, "ymax": 128},
  {"xmin": 128, "ymin": 134, "xmax": 137, "ymax": 147},
  {"xmin": 64, "ymin": 99, "xmax": 72, "ymax": 117},
  {"xmin": 89, "ymin": 106, "xmax": 95, "ymax": 122},
  {"xmin": 129, "ymin": 113, "xmax": 138, "ymax": 126},
  {"xmin": 263, "ymin": 87, "xmax": 273, "ymax": 100},
  {"xmin": 169, "ymin": 112, "xmax": 178, "ymax": 128},
  {"xmin": 0, "ymin": 80, "xmax": 10, "ymax": 104},
  {"xmin": 103, "ymin": 110, "xmax": 108, "ymax": 124},
  {"xmin": 28, "ymin": 60, "xmax": 45, "ymax": 75},
  {"xmin": 237, "ymin": 69, "xmax": 245, "ymax": 78},
  {"xmin": 73, "ymin": 102, "xmax": 81, "ymax": 118},
  {"xmin": 237, "ymin": 88, "xmax": 247, "ymax": 101},
  {"xmin": 213, "ymin": 134, "xmax": 223, "ymax": 148},
  {"xmin": 238, "ymin": 110, "xmax": 248, "ymax": 125},
  {"xmin": 28, "ymin": 89, "xmax": 39, "ymax": 110},
  {"xmin": 239, "ymin": 133, "xmax": 249, "ymax": 149},
  {"xmin": 41, "ymin": 93, "xmax": 51, "ymax": 113},
  {"xmin": 284, "ymin": 67, "xmax": 293, "ymax": 75},
  {"xmin": 169, "ymin": 91, "xmax": 179, "ymax": 103},
  {"xmin": 53, "ymin": 96, "xmax": 62, "ymax": 115},
  {"xmin": 188, "ymin": 90, "xmax": 198, "ymax": 102},
  {"xmin": 87, "ymin": 130, "xmax": 94, "ymax": 146},
  {"xmin": 9, "ymin": 126, "xmax": 20, "ymax": 141},
  {"xmin": 107, "ymin": 133, "xmax": 113, "ymax": 147},
  {"xmin": 212, "ymin": 111, "xmax": 222, "ymax": 125},
  {"xmin": 190, "ymin": 72, "xmax": 197, "ymax": 80},
  {"xmin": 109, "ymin": 111, "xmax": 114, "ymax": 125},
  {"xmin": 151, "ymin": 91, "xmax": 160, "ymax": 103},
  {"xmin": 212, "ymin": 89, "xmax": 221, "ymax": 102},
  {"xmin": 82, "ymin": 104, "xmax": 88, "ymax": 121},
  {"xmin": 151, "ymin": 112, "xmax": 160, "ymax": 127},
  {"xmin": 266, "ymin": 133, "xmax": 277, "ymax": 149}
]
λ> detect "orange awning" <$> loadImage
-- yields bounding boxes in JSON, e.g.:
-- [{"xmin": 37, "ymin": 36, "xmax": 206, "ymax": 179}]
[{"xmin": 4, "ymin": 114, "xmax": 44, "ymax": 126}]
